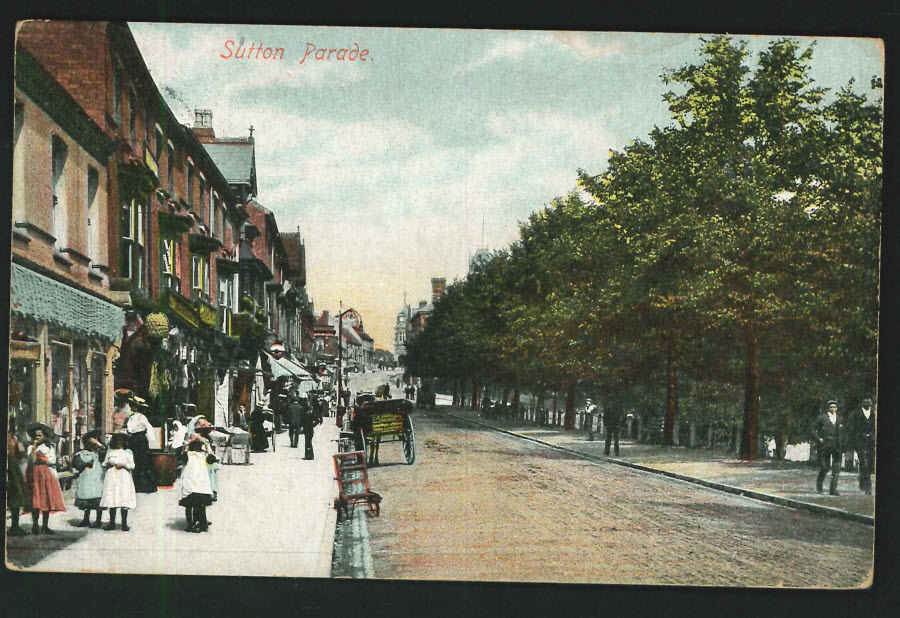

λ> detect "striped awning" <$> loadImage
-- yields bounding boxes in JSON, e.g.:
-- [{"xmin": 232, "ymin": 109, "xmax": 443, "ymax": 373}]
[{"xmin": 10, "ymin": 263, "xmax": 125, "ymax": 342}]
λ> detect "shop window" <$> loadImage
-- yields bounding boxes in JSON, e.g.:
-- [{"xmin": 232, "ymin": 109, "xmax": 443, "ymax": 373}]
[
  {"xmin": 8, "ymin": 360, "xmax": 37, "ymax": 441},
  {"xmin": 120, "ymin": 198, "xmax": 146, "ymax": 288},
  {"xmin": 51, "ymin": 135, "xmax": 68, "ymax": 246},
  {"xmin": 89, "ymin": 353, "xmax": 106, "ymax": 432},
  {"xmin": 50, "ymin": 341, "xmax": 72, "ymax": 468},
  {"xmin": 73, "ymin": 344, "xmax": 89, "ymax": 440}
]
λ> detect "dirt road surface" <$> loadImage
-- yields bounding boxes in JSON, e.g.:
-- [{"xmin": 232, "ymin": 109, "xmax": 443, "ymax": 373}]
[{"xmin": 363, "ymin": 409, "xmax": 873, "ymax": 587}]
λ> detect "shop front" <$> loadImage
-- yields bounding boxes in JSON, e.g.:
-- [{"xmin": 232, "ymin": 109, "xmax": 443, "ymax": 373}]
[{"xmin": 9, "ymin": 263, "xmax": 124, "ymax": 466}]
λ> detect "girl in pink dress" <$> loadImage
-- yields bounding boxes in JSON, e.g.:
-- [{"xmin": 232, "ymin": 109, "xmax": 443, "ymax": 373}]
[{"xmin": 25, "ymin": 426, "xmax": 66, "ymax": 534}]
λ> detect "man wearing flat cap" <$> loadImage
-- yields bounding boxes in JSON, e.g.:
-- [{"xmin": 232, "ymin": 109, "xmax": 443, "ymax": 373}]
[{"xmin": 812, "ymin": 399, "xmax": 844, "ymax": 496}]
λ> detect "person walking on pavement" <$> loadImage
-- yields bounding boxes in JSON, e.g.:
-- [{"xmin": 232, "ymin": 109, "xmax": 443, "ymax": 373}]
[
  {"xmin": 249, "ymin": 404, "xmax": 270, "ymax": 452},
  {"xmin": 584, "ymin": 399, "xmax": 597, "ymax": 441},
  {"xmin": 603, "ymin": 398, "xmax": 624, "ymax": 456},
  {"xmin": 288, "ymin": 395, "xmax": 308, "ymax": 448},
  {"xmin": 848, "ymin": 396, "xmax": 876, "ymax": 495},
  {"xmin": 813, "ymin": 399, "xmax": 844, "ymax": 496},
  {"xmin": 302, "ymin": 395, "xmax": 323, "ymax": 460},
  {"xmin": 125, "ymin": 396, "xmax": 157, "ymax": 493}
]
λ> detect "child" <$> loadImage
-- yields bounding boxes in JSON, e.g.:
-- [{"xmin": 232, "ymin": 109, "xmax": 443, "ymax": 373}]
[
  {"xmin": 6, "ymin": 418, "xmax": 27, "ymax": 536},
  {"xmin": 25, "ymin": 425, "xmax": 66, "ymax": 534},
  {"xmin": 100, "ymin": 433, "xmax": 136, "ymax": 531},
  {"xmin": 179, "ymin": 437, "xmax": 213, "ymax": 533},
  {"xmin": 73, "ymin": 432, "xmax": 105, "ymax": 528}
]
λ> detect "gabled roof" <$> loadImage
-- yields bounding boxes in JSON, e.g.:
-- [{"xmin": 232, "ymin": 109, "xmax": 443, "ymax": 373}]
[{"xmin": 203, "ymin": 141, "xmax": 255, "ymax": 187}]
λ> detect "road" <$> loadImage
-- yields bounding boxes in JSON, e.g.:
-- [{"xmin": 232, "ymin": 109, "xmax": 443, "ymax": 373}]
[{"xmin": 356, "ymin": 403, "xmax": 873, "ymax": 587}]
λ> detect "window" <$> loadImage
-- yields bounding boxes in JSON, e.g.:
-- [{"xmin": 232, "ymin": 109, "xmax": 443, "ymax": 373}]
[
  {"xmin": 120, "ymin": 198, "xmax": 145, "ymax": 288},
  {"xmin": 113, "ymin": 62, "xmax": 123, "ymax": 122},
  {"xmin": 155, "ymin": 127, "xmax": 164, "ymax": 159},
  {"xmin": 217, "ymin": 274, "xmax": 234, "ymax": 333},
  {"xmin": 199, "ymin": 177, "xmax": 206, "ymax": 222},
  {"xmin": 191, "ymin": 254, "xmax": 210, "ymax": 302},
  {"xmin": 129, "ymin": 88, "xmax": 138, "ymax": 142},
  {"xmin": 160, "ymin": 237, "xmax": 181, "ymax": 292},
  {"xmin": 210, "ymin": 193, "xmax": 217, "ymax": 236},
  {"xmin": 167, "ymin": 145, "xmax": 175, "ymax": 194},
  {"xmin": 50, "ymin": 341, "xmax": 71, "ymax": 464},
  {"xmin": 89, "ymin": 353, "xmax": 107, "ymax": 432},
  {"xmin": 51, "ymin": 135, "xmax": 68, "ymax": 247},
  {"xmin": 186, "ymin": 161, "xmax": 194, "ymax": 207},
  {"xmin": 86, "ymin": 166, "xmax": 99, "ymax": 262},
  {"xmin": 218, "ymin": 206, "xmax": 225, "ymax": 243}
]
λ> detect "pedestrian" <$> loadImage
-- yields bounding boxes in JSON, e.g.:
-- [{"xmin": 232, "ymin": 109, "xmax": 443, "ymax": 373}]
[
  {"xmin": 25, "ymin": 423, "xmax": 66, "ymax": 534},
  {"xmin": 233, "ymin": 404, "xmax": 249, "ymax": 431},
  {"xmin": 249, "ymin": 404, "xmax": 270, "ymax": 452},
  {"xmin": 812, "ymin": 399, "xmax": 843, "ymax": 496},
  {"xmin": 100, "ymin": 433, "xmax": 136, "ymax": 531},
  {"xmin": 384, "ymin": 383, "xmax": 392, "ymax": 399},
  {"xmin": 192, "ymin": 419, "xmax": 220, "ymax": 502},
  {"xmin": 179, "ymin": 437, "xmax": 214, "ymax": 533},
  {"xmin": 6, "ymin": 418, "xmax": 28, "ymax": 536},
  {"xmin": 603, "ymin": 399, "xmax": 624, "ymax": 456},
  {"xmin": 342, "ymin": 388, "xmax": 351, "ymax": 409},
  {"xmin": 110, "ymin": 389, "xmax": 133, "ymax": 435},
  {"xmin": 847, "ymin": 396, "xmax": 876, "ymax": 495},
  {"xmin": 302, "ymin": 395, "xmax": 323, "ymax": 460},
  {"xmin": 125, "ymin": 396, "xmax": 157, "ymax": 493},
  {"xmin": 584, "ymin": 399, "xmax": 597, "ymax": 441},
  {"xmin": 73, "ymin": 430, "xmax": 106, "ymax": 528},
  {"xmin": 288, "ymin": 395, "xmax": 308, "ymax": 448}
]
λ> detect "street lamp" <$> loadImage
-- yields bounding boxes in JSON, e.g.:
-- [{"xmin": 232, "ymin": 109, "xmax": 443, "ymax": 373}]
[{"xmin": 336, "ymin": 302, "xmax": 356, "ymax": 420}]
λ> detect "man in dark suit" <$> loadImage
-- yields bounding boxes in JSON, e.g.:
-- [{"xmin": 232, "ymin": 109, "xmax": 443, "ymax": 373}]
[
  {"xmin": 603, "ymin": 398, "xmax": 624, "ymax": 456},
  {"xmin": 287, "ymin": 395, "xmax": 307, "ymax": 448},
  {"xmin": 847, "ymin": 396, "xmax": 876, "ymax": 495},
  {"xmin": 302, "ymin": 394, "xmax": 323, "ymax": 460},
  {"xmin": 813, "ymin": 400, "xmax": 843, "ymax": 495}
]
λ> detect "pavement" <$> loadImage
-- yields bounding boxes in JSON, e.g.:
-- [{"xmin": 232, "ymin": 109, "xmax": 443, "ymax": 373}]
[
  {"xmin": 5, "ymin": 422, "xmax": 340, "ymax": 577},
  {"xmin": 441, "ymin": 407, "xmax": 875, "ymax": 523}
]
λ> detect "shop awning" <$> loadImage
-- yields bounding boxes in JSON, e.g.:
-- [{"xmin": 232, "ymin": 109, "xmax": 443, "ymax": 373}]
[
  {"xmin": 264, "ymin": 352, "xmax": 316, "ymax": 382},
  {"xmin": 11, "ymin": 263, "xmax": 125, "ymax": 342}
]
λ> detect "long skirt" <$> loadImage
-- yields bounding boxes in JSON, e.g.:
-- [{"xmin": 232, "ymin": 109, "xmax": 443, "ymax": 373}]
[
  {"xmin": 250, "ymin": 425, "xmax": 269, "ymax": 452},
  {"xmin": 26, "ymin": 465, "xmax": 66, "ymax": 513},
  {"xmin": 179, "ymin": 492, "xmax": 213, "ymax": 508},
  {"xmin": 128, "ymin": 432, "xmax": 158, "ymax": 493},
  {"xmin": 100, "ymin": 467, "xmax": 137, "ymax": 509},
  {"xmin": 7, "ymin": 458, "xmax": 27, "ymax": 510}
]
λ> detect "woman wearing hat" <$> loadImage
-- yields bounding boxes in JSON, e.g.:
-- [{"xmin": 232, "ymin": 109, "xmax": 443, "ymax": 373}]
[
  {"xmin": 25, "ymin": 423, "xmax": 66, "ymax": 534},
  {"xmin": 72, "ymin": 430, "xmax": 106, "ymax": 528},
  {"xmin": 125, "ymin": 396, "xmax": 158, "ymax": 493},
  {"xmin": 6, "ymin": 417, "xmax": 28, "ymax": 536}
]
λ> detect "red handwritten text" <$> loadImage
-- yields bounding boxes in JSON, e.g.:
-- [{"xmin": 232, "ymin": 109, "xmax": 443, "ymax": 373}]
[{"xmin": 299, "ymin": 42, "xmax": 371, "ymax": 65}]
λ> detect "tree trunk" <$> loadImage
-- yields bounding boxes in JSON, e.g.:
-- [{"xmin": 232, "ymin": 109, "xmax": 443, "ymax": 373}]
[
  {"xmin": 552, "ymin": 393, "xmax": 558, "ymax": 425},
  {"xmin": 663, "ymin": 336, "xmax": 678, "ymax": 446},
  {"xmin": 740, "ymin": 330, "xmax": 761, "ymax": 460},
  {"xmin": 564, "ymin": 382, "xmax": 576, "ymax": 430},
  {"xmin": 471, "ymin": 379, "xmax": 480, "ymax": 410},
  {"xmin": 774, "ymin": 414, "xmax": 789, "ymax": 460},
  {"xmin": 512, "ymin": 389, "xmax": 521, "ymax": 420},
  {"xmin": 502, "ymin": 388, "xmax": 509, "ymax": 406}
]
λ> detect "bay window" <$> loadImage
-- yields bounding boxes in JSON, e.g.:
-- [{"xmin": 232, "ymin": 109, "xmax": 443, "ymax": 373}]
[{"xmin": 191, "ymin": 254, "xmax": 210, "ymax": 302}]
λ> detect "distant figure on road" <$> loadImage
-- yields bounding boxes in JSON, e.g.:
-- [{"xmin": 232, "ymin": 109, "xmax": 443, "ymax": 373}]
[
  {"xmin": 813, "ymin": 400, "xmax": 843, "ymax": 496},
  {"xmin": 233, "ymin": 404, "xmax": 249, "ymax": 431},
  {"xmin": 249, "ymin": 405, "xmax": 270, "ymax": 453},
  {"xmin": 848, "ymin": 397, "xmax": 875, "ymax": 495},
  {"xmin": 603, "ymin": 399, "xmax": 624, "ymax": 456},
  {"xmin": 584, "ymin": 399, "xmax": 597, "ymax": 441}
]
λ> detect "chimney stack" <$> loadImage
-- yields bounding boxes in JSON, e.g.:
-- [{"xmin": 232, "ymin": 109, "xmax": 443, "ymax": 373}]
[
  {"xmin": 431, "ymin": 277, "xmax": 446, "ymax": 302},
  {"xmin": 192, "ymin": 109, "xmax": 215, "ymax": 141}
]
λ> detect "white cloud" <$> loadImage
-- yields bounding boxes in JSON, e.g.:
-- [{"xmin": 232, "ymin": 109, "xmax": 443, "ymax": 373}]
[
  {"xmin": 453, "ymin": 36, "xmax": 549, "ymax": 75},
  {"xmin": 552, "ymin": 32, "xmax": 626, "ymax": 60}
]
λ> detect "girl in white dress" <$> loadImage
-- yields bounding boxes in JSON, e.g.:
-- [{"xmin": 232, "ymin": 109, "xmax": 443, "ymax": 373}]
[
  {"xmin": 179, "ymin": 437, "xmax": 213, "ymax": 533},
  {"xmin": 100, "ymin": 434, "xmax": 136, "ymax": 531}
]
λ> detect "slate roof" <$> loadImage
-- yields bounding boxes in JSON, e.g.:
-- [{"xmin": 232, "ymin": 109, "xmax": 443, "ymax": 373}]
[{"xmin": 203, "ymin": 141, "xmax": 254, "ymax": 185}]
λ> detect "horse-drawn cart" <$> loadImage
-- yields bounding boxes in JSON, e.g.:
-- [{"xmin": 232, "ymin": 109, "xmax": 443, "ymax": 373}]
[{"xmin": 350, "ymin": 398, "xmax": 416, "ymax": 466}]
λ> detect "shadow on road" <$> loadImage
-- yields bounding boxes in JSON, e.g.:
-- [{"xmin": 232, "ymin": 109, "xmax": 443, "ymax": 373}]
[{"xmin": 6, "ymin": 527, "xmax": 90, "ymax": 569}]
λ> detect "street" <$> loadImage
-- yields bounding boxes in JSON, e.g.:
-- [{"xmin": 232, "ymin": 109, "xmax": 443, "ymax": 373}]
[
  {"xmin": 6, "ymin": 423, "xmax": 339, "ymax": 577},
  {"xmin": 359, "ymin": 407, "xmax": 873, "ymax": 587}
]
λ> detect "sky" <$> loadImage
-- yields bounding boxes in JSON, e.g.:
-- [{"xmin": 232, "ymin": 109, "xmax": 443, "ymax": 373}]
[{"xmin": 128, "ymin": 24, "xmax": 883, "ymax": 350}]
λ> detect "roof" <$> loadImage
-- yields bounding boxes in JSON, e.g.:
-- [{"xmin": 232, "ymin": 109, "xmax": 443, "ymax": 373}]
[
  {"xmin": 410, "ymin": 302, "xmax": 434, "ymax": 320},
  {"xmin": 203, "ymin": 141, "xmax": 255, "ymax": 185}
]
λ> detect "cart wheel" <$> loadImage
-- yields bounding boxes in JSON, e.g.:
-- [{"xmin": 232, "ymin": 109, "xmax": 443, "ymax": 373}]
[{"xmin": 403, "ymin": 417, "xmax": 416, "ymax": 464}]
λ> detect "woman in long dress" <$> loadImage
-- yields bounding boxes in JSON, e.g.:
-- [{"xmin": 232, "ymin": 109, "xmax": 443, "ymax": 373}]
[
  {"xmin": 125, "ymin": 398, "xmax": 157, "ymax": 493},
  {"xmin": 100, "ymin": 433, "xmax": 136, "ymax": 531},
  {"xmin": 25, "ymin": 425, "xmax": 66, "ymax": 534},
  {"xmin": 249, "ymin": 405, "xmax": 269, "ymax": 452}
]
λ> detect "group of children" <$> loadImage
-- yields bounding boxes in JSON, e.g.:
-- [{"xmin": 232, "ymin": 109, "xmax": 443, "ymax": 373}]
[{"xmin": 6, "ymin": 415, "xmax": 220, "ymax": 536}]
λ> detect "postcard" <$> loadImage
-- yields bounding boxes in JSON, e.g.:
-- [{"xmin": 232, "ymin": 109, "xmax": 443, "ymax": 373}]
[{"xmin": 7, "ymin": 21, "xmax": 880, "ymax": 587}]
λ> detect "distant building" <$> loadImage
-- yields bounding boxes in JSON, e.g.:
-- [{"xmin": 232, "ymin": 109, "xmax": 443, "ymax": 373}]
[
  {"xmin": 408, "ymin": 277, "xmax": 446, "ymax": 336},
  {"xmin": 469, "ymin": 248, "xmax": 492, "ymax": 273}
]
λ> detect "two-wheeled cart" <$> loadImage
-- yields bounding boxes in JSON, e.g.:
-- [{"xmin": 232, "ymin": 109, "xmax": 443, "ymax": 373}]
[{"xmin": 350, "ymin": 398, "xmax": 416, "ymax": 466}]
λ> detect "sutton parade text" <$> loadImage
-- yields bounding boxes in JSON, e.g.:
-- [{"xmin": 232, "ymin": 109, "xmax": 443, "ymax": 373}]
[{"xmin": 219, "ymin": 40, "xmax": 373, "ymax": 64}]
